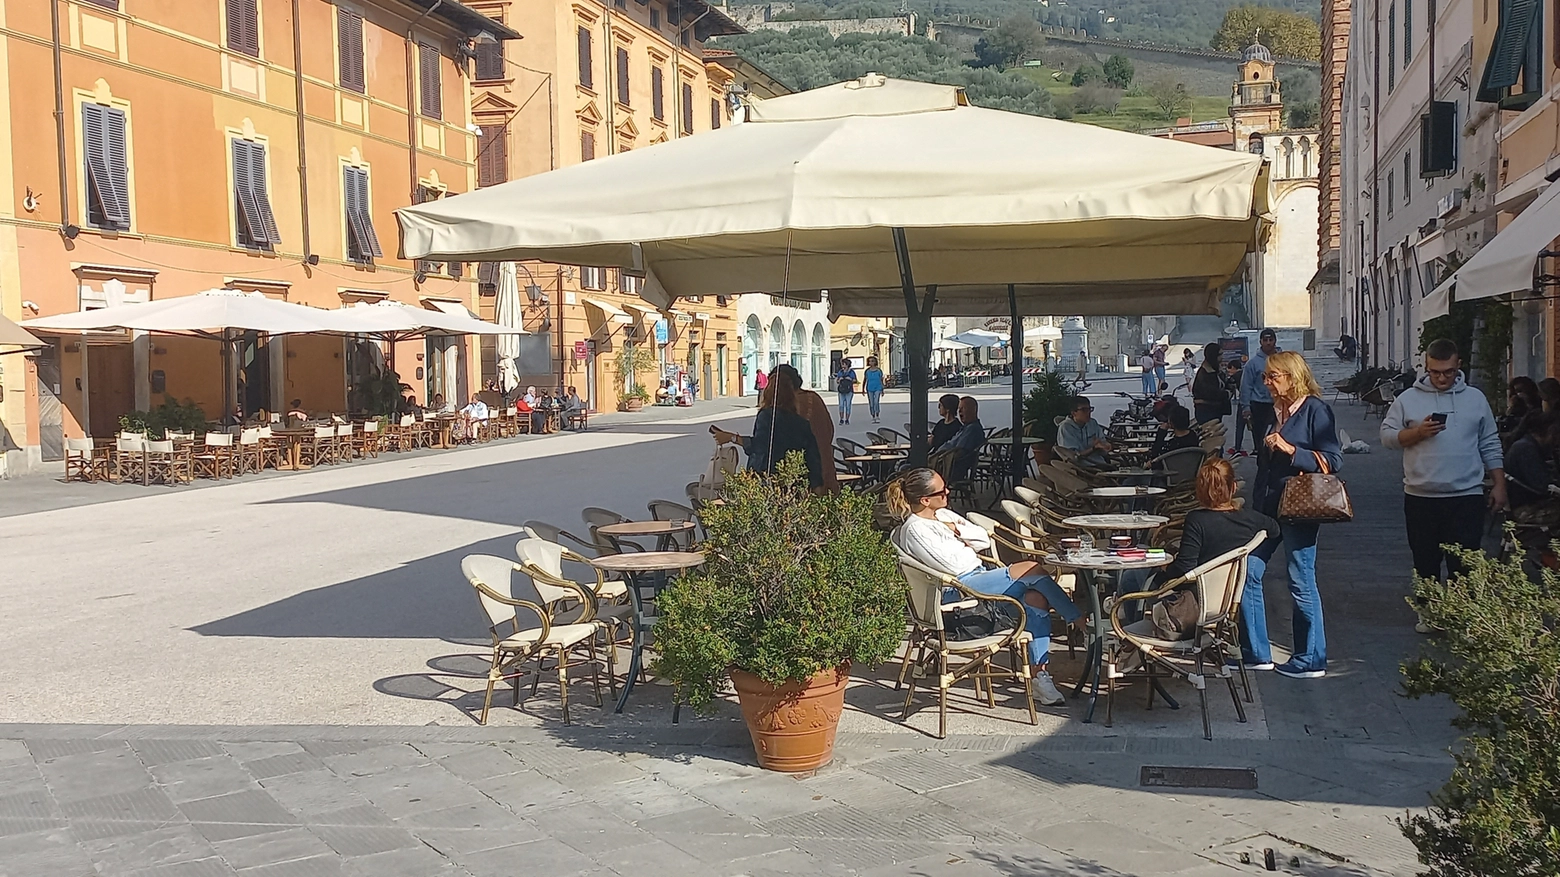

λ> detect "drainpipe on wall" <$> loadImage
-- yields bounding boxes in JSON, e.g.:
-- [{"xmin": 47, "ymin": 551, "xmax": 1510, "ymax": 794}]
[
  {"xmin": 291, "ymin": 0, "xmax": 313, "ymax": 263},
  {"xmin": 1371, "ymin": 0, "xmax": 1381, "ymax": 365},
  {"xmin": 601, "ymin": 7, "xmax": 615, "ymax": 155},
  {"xmin": 50, "ymin": 0, "xmax": 71, "ymax": 235}
]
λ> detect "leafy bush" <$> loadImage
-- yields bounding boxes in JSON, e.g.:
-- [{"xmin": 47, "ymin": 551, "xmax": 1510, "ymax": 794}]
[
  {"xmin": 652, "ymin": 455, "xmax": 905, "ymax": 708},
  {"xmin": 1072, "ymin": 83, "xmax": 1124, "ymax": 114},
  {"xmin": 119, "ymin": 396, "xmax": 209, "ymax": 439},
  {"xmin": 1022, "ymin": 371, "xmax": 1073, "ymax": 442},
  {"xmin": 1102, "ymin": 54, "xmax": 1135, "ymax": 89},
  {"xmin": 612, "ymin": 344, "xmax": 656, "ymax": 398},
  {"xmin": 1399, "ymin": 543, "xmax": 1560, "ymax": 875}
]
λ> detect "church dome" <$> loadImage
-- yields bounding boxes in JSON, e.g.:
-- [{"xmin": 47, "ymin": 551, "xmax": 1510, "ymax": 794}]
[{"xmin": 1242, "ymin": 41, "xmax": 1273, "ymax": 63}]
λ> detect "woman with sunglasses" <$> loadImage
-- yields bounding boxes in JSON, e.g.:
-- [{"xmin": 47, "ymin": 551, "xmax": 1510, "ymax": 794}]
[
  {"xmin": 887, "ymin": 468, "xmax": 1082, "ymax": 706},
  {"xmin": 1251, "ymin": 350, "xmax": 1342, "ymax": 679}
]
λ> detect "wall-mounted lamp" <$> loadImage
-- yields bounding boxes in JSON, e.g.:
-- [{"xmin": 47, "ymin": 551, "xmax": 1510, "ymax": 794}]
[{"xmin": 305, "ymin": 254, "xmax": 320, "ymax": 266}]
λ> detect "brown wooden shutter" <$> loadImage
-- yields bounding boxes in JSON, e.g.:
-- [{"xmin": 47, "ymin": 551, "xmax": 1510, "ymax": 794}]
[
  {"xmin": 577, "ymin": 28, "xmax": 593, "ymax": 89},
  {"xmin": 581, "ymin": 131, "xmax": 596, "ymax": 162},
  {"xmin": 226, "ymin": 0, "xmax": 259, "ymax": 57},
  {"xmin": 233, "ymin": 140, "xmax": 262, "ymax": 246},
  {"xmin": 477, "ymin": 121, "xmax": 508, "ymax": 187},
  {"xmin": 475, "ymin": 39, "xmax": 504, "ymax": 80},
  {"xmin": 651, "ymin": 67, "xmax": 664, "ymax": 119},
  {"xmin": 250, "ymin": 142, "xmax": 280, "ymax": 246},
  {"xmin": 681, "ymin": 83, "xmax": 693, "ymax": 133},
  {"xmin": 337, "ymin": 9, "xmax": 365, "ymax": 93},
  {"xmin": 711, "ymin": 98, "xmax": 721, "ymax": 129},
  {"xmin": 419, "ymin": 43, "xmax": 442, "ymax": 119},
  {"xmin": 616, "ymin": 48, "xmax": 630, "ymax": 105},
  {"xmin": 83, "ymin": 104, "xmax": 131, "ymax": 230}
]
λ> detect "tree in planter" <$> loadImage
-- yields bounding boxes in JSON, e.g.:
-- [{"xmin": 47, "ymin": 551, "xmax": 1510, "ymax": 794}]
[
  {"xmin": 652, "ymin": 454, "xmax": 904, "ymax": 757},
  {"xmin": 612, "ymin": 344, "xmax": 656, "ymax": 406},
  {"xmin": 1399, "ymin": 543, "xmax": 1560, "ymax": 875},
  {"xmin": 1022, "ymin": 371, "xmax": 1073, "ymax": 443}
]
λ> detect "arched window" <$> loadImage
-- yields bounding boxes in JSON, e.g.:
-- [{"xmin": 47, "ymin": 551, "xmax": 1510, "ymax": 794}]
[
  {"xmin": 811, "ymin": 324, "xmax": 827, "ymax": 389},
  {"xmin": 768, "ymin": 317, "xmax": 785, "ymax": 370},
  {"xmin": 1281, "ymin": 137, "xmax": 1295, "ymax": 178},
  {"xmin": 744, "ymin": 315, "xmax": 761, "ymax": 394},
  {"xmin": 790, "ymin": 320, "xmax": 806, "ymax": 372},
  {"xmin": 1300, "ymin": 137, "xmax": 1313, "ymax": 177}
]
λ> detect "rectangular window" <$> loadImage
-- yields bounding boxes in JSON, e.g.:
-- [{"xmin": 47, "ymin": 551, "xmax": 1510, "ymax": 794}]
[
  {"xmin": 1387, "ymin": 170, "xmax": 1395, "ymax": 218},
  {"xmin": 650, "ymin": 9, "xmax": 661, "ymax": 28},
  {"xmin": 681, "ymin": 83, "xmax": 694, "ymax": 133},
  {"xmin": 82, "ymin": 103, "xmax": 130, "ymax": 231},
  {"xmin": 1404, "ymin": 152, "xmax": 1413, "ymax": 203},
  {"xmin": 622, "ymin": 273, "xmax": 644, "ymax": 295},
  {"xmin": 477, "ymin": 121, "xmax": 508, "ymax": 187},
  {"xmin": 711, "ymin": 98, "xmax": 721, "ymax": 129},
  {"xmin": 475, "ymin": 38, "xmax": 505, "ymax": 80},
  {"xmin": 232, "ymin": 139, "xmax": 280, "ymax": 250},
  {"xmin": 83, "ymin": 0, "xmax": 119, "ymax": 7},
  {"xmin": 581, "ymin": 130, "xmax": 596, "ymax": 162},
  {"xmin": 1404, "ymin": 0, "xmax": 1413, "ymax": 63},
  {"xmin": 577, "ymin": 27, "xmax": 593, "ymax": 89},
  {"xmin": 651, "ymin": 67, "xmax": 665, "ymax": 120},
  {"xmin": 226, "ymin": 0, "xmax": 260, "ymax": 57},
  {"xmin": 580, "ymin": 266, "xmax": 605, "ymax": 290},
  {"xmin": 680, "ymin": 27, "xmax": 691, "ymax": 47},
  {"xmin": 1387, "ymin": 3, "xmax": 1397, "ymax": 90},
  {"xmin": 343, "ymin": 166, "xmax": 383, "ymax": 263},
  {"xmin": 418, "ymin": 43, "xmax": 442, "ymax": 119},
  {"xmin": 616, "ymin": 48, "xmax": 630, "ymax": 106},
  {"xmin": 615, "ymin": 0, "xmax": 626, "ymax": 8},
  {"xmin": 337, "ymin": 9, "xmax": 365, "ymax": 93}
]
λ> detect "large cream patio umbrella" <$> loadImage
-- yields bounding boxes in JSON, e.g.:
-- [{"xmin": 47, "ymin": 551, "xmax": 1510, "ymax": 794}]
[{"xmin": 396, "ymin": 75, "xmax": 1269, "ymax": 460}]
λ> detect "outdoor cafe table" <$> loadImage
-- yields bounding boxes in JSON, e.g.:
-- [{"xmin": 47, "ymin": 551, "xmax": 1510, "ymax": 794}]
[
  {"xmin": 845, "ymin": 453, "xmax": 904, "ymax": 483},
  {"xmin": 590, "ymin": 550, "xmax": 706, "ymax": 715},
  {"xmin": 1061, "ymin": 513, "xmax": 1169, "ymax": 534},
  {"xmin": 428, "ymin": 415, "xmax": 458, "ymax": 449},
  {"xmin": 270, "ymin": 427, "xmax": 313, "ymax": 470},
  {"xmin": 863, "ymin": 444, "xmax": 908, "ymax": 453},
  {"xmin": 1044, "ymin": 550, "xmax": 1176, "ymax": 724},
  {"xmin": 835, "ymin": 472, "xmax": 866, "ymax": 487},
  {"xmin": 1088, "ymin": 485, "xmax": 1165, "ymax": 512},
  {"xmin": 595, "ymin": 520, "xmax": 697, "ymax": 552}
]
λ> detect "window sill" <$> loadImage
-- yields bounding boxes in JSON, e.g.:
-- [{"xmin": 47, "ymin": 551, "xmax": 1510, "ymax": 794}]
[
  {"xmin": 80, "ymin": 226, "xmax": 140, "ymax": 240},
  {"xmin": 615, "ymin": 101, "xmax": 633, "ymax": 112},
  {"xmin": 474, "ymin": 77, "xmax": 514, "ymax": 87},
  {"xmin": 577, "ymin": 84, "xmax": 599, "ymax": 99}
]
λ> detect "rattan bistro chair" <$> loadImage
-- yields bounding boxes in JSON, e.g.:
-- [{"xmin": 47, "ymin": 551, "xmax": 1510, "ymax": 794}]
[
  {"xmin": 896, "ymin": 552, "xmax": 1038, "ymax": 739},
  {"xmin": 648, "ymin": 499, "xmax": 699, "ymax": 547},
  {"xmin": 515, "ymin": 536, "xmax": 627, "ymax": 671},
  {"xmin": 461, "ymin": 554, "xmax": 606, "ymax": 725},
  {"xmin": 1108, "ymin": 531, "xmax": 1265, "ymax": 739}
]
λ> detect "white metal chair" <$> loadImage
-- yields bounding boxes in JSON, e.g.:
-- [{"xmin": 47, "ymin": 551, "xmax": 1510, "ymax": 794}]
[{"xmin": 461, "ymin": 554, "xmax": 606, "ymax": 725}]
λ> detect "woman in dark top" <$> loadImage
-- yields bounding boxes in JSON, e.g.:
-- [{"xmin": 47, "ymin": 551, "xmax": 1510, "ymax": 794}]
[
  {"xmin": 929, "ymin": 393, "xmax": 962, "ymax": 449},
  {"xmin": 1506, "ymin": 413, "xmax": 1558, "ymax": 510},
  {"xmin": 1191, "ymin": 342, "xmax": 1230, "ymax": 426},
  {"xmin": 1499, "ymin": 376, "xmax": 1541, "ymax": 446},
  {"xmin": 711, "ymin": 380, "xmax": 824, "ymax": 488},
  {"xmin": 1150, "ymin": 404, "xmax": 1200, "ymax": 461},
  {"xmin": 1252, "ymin": 351, "xmax": 1343, "ymax": 679}
]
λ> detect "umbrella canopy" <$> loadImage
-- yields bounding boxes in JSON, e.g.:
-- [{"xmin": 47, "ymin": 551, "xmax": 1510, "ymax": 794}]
[
  {"xmin": 22, "ymin": 288, "xmax": 334, "ymax": 336},
  {"xmin": 949, "ymin": 328, "xmax": 1006, "ymax": 348},
  {"xmin": 492, "ymin": 263, "xmax": 523, "ymax": 393},
  {"xmin": 932, "ymin": 338, "xmax": 972, "ymax": 351},
  {"xmin": 0, "ymin": 313, "xmax": 45, "ymax": 353},
  {"xmin": 1428, "ymin": 182, "xmax": 1560, "ymax": 316},
  {"xmin": 397, "ymin": 75, "xmax": 1268, "ymax": 316},
  {"xmin": 318, "ymin": 300, "xmax": 527, "ymax": 338}
]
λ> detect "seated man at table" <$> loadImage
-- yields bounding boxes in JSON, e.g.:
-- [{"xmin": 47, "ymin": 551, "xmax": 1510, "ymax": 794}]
[
  {"xmin": 1056, "ymin": 396, "xmax": 1112, "ymax": 468},
  {"xmin": 931, "ymin": 396, "xmax": 985, "ymax": 482},
  {"xmin": 459, "ymin": 396, "xmax": 489, "ymax": 442},
  {"xmin": 1150, "ymin": 404, "xmax": 1200, "ymax": 461},
  {"xmin": 286, "ymin": 399, "xmax": 309, "ymax": 426}
]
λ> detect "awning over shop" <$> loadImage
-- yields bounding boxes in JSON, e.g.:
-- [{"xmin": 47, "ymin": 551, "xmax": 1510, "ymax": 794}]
[
  {"xmin": 1415, "ymin": 230, "xmax": 1453, "ymax": 264},
  {"xmin": 1446, "ymin": 183, "xmax": 1560, "ymax": 303},
  {"xmin": 0, "ymin": 314, "xmax": 45, "ymax": 353},
  {"xmin": 623, "ymin": 302, "xmax": 658, "ymax": 320},
  {"xmin": 583, "ymin": 298, "xmax": 632, "ymax": 324},
  {"xmin": 1424, "ymin": 274, "xmax": 1456, "ymax": 319}
]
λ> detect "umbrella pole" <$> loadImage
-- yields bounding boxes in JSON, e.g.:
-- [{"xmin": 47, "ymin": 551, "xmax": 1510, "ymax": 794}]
[
  {"xmin": 893, "ymin": 227, "xmax": 932, "ymax": 468},
  {"xmin": 1009, "ymin": 284, "xmax": 1025, "ymax": 484}
]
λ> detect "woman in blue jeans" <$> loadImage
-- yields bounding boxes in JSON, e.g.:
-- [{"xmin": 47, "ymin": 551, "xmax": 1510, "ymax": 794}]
[
  {"xmin": 864, "ymin": 357, "xmax": 885, "ymax": 424},
  {"xmin": 1248, "ymin": 351, "xmax": 1342, "ymax": 679},
  {"xmin": 888, "ymin": 469, "xmax": 1082, "ymax": 706}
]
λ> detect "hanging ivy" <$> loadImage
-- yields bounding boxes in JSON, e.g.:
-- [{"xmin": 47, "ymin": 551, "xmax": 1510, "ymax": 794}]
[{"xmin": 1419, "ymin": 298, "xmax": 1513, "ymax": 413}]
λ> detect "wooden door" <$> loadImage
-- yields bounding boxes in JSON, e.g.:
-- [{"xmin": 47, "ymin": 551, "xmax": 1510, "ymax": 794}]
[{"xmin": 88, "ymin": 343, "xmax": 135, "ymax": 437}]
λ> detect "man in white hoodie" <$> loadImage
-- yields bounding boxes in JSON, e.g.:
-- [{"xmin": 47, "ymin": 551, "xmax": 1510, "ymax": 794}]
[{"xmin": 1381, "ymin": 339, "xmax": 1506, "ymax": 630}]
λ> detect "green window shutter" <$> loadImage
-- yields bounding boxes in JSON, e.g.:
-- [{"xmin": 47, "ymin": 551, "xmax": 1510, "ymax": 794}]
[{"xmin": 1477, "ymin": 0, "xmax": 1541, "ymax": 103}]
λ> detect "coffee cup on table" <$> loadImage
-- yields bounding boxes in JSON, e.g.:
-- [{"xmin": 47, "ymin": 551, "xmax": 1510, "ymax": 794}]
[
  {"xmin": 1110, "ymin": 535, "xmax": 1133, "ymax": 550},
  {"xmin": 1058, "ymin": 537, "xmax": 1082, "ymax": 556}
]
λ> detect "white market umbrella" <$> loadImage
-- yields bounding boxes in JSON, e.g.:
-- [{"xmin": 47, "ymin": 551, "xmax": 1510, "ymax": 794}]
[
  {"xmin": 933, "ymin": 338, "xmax": 973, "ymax": 351},
  {"xmin": 23, "ymin": 288, "xmax": 334, "ymax": 336},
  {"xmin": 949, "ymin": 328, "xmax": 1006, "ymax": 348},
  {"xmin": 319, "ymin": 300, "xmax": 525, "ymax": 339},
  {"xmin": 492, "ymin": 263, "xmax": 523, "ymax": 394}
]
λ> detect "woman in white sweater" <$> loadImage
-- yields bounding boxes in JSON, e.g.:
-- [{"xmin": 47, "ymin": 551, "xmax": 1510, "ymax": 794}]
[{"xmin": 888, "ymin": 468, "xmax": 1081, "ymax": 705}]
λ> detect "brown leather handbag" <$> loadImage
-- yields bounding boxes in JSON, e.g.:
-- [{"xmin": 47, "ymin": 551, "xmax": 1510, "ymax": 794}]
[{"xmin": 1278, "ymin": 451, "xmax": 1353, "ymax": 523}]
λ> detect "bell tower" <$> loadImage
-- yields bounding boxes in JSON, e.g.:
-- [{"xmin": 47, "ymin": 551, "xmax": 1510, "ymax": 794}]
[{"xmin": 1230, "ymin": 32, "xmax": 1284, "ymax": 145}]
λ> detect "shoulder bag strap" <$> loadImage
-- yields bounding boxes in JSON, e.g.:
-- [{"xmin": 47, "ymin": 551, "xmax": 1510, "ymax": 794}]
[{"xmin": 1313, "ymin": 450, "xmax": 1331, "ymax": 475}]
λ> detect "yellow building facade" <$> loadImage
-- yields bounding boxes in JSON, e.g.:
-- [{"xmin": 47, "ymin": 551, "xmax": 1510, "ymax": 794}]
[
  {"xmin": 0, "ymin": 0, "xmax": 515, "ymax": 472},
  {"xmin": 466, "ymin": 0, "xmax": 744, "ymax": 411}
]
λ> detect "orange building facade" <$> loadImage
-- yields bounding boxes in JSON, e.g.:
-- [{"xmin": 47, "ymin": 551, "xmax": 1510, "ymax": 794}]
[
  {"xmin": 464, "ymin": 0, "xmax": 744, "ymax": 412},
  {"xmin": 0, "ymin": 0, "xmax": 516, "ymax": 473}
]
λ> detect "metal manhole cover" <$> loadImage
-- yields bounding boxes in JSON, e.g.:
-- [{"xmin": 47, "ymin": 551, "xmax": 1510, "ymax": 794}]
[{"xmin": 1139, "ymin": 765, "xmax": 1258, "ymax": 789}]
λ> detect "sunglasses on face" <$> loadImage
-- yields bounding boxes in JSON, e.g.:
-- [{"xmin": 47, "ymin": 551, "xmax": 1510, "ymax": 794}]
[{"xmin": 922, "ymin": 488, "xmax": 950, "ymax": 499}]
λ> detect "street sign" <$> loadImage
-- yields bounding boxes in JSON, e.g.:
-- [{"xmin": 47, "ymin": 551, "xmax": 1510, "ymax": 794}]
[
  {"xmin": 654, "ymin": 318, "xmax": 668, "ymax": 345},
  {"xmin": 574, "ymin": 340, "xmax": 588, "ymax": 360}
]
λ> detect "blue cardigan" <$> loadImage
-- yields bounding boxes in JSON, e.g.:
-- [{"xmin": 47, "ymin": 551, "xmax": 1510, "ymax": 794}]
[{"xmin": 1255, "ymin": 395, "xmax": 1343, "ymax": 517}]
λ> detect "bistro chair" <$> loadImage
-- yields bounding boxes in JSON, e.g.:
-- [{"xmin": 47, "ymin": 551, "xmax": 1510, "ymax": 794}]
[
  {"xmin": 582, "ymin": 507, "xmax": 644, "ymax": 553},
  {"xmin": 143, "ymin": 439, "xmax": 185, "ymax": 486},
  {"xmin": 256, "ymin": 426, "xmax": 282, "ymax": 470},
  {"xmin": 235, "ymin": 428, "xmax": 263, "ymax": 475},
  {"xmin": 515, "ymin": 537, "xmax": 626, "ymax": 680},
  {"xmin": 880, "ymin": 427, "xmax": 910, "ymax": 446},
  {"xmin": 390, "ymin": 415, "xmax": 418, "ymax": 452},
  {"xmin": 64, "ymin": 437, "xmax": 108, "ymax": 483},
  {"xmin": 299, "ymin": 425, "xmax": 336, "ymax": 467},
  {"xmin": 357, "ymin": 420, "xmax": 382, "ymax": 458},
  {"xmin": 647, "ymin": 499, "xmax": 699, "ymax": 547},
  {"xmin": 113, "ymin": 436, "xmax": 146, "ymax": 483},
  {"xmin": 334, "ymin": 423, "xmax": 356, "ymax": 463},
  {"xmin": 896, "ymin": 552, "xmax": 1038, "ymax": 739},
  {"xmin": 1108, "ymin": 531, "xmax": 1265, "ymax": 739},
  {"xmin": 565, "ymin": 405, "xmax": 588, "ymax": 431},
  {"xmin": 191, "ymin": 433, "xmax": 235, "ymax": 480},
  {"xmin": 1151, "ymin": 447, "xmax": 1207, "ymax": 489},
  {"xmin": 460, "ymin": 554, "xmax": 606, "ymax": 725}
]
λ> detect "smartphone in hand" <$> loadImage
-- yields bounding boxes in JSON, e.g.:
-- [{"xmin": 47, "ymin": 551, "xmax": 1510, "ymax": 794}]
[{"xmin": 1426, "ymin": 412, "xmax": 1447, "ymax": 425}]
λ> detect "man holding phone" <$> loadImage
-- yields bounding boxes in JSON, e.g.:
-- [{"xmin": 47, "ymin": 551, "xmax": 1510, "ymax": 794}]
[{"xmin": 1382, "ymin": 339, "xmax": 1506, "ymax": 632}]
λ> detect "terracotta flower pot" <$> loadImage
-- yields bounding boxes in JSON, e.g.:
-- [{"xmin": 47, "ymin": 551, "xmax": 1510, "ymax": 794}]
[
  {"xmin": 618, "ymin": 398, "xmax": 644, "ymax": 412},
  {"xmin": 1030, "ymin": 440, "xmax": 1054, "ymax": 467},
  {"xmin": 730, "ymin": 664, "xmax": 849, "ymax": 772}
]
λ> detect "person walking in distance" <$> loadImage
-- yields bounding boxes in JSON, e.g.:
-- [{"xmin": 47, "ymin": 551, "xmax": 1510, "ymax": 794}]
[
  {"xmin": 1380, "ymin": 339, "xmax": 1506, "ymax": 633},
  {"xmin": 834, "ymin": 361, "xmax": 858, "ymax": 425},
  {"xmin": 1151, "ymin": 342, "xmax": 1169, "ymax": 391},
  {"xmin": 863, "ymin": 356, "xmax": 885, "ymax": 424},
  {"xmin": 753, "ymin": 366, "xmax": 768, "ymax": 408},
  {"xmin": 1239, "ymin": 329, "xmax": 1279, "ymax": 459},
  {"xmin": 1251, "ymin": 351, "xmax": 1342, "ymax": 679},
  {"xmin": 1139, "ymin": 349, "xmax": 1157, "ymax": 396}
]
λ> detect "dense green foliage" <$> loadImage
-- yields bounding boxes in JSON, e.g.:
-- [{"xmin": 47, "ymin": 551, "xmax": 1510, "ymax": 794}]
[
  {"xmin": 1400, "ymin": 544, "xmax": 1560, "ymax": 874},
  {"xmin": 1102, "ymin": 54, "xmax": 1135, "ymax": 89},
  {"xmin": 1022, "ymin": 371, "xmax": 1073, "ymax": 442},
  {"xmin": 971, "ymin": 16, "xmax": 1045, "ymax": 68},
  {"xmin": 718, "ymin": 29, "xmax": 1056, "ymax": 115},
  {"xmin": 1210, "ymin": 6, "xmax": 1322, "ymax": 60},
  {"xmin": 1419, "ymin": 297, "xmax": 1512, "ymax": 411},
  {"xmin": 119, "ymin": 396, "xmax": 209, "ymax": 438},
  {"xmin": 652, "ymin": 456, "xmax": 906, "ymax": 708}
]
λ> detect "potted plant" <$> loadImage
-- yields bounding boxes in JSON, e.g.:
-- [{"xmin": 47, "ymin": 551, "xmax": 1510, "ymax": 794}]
[
  {"xmin": 613, "ymin": 345, "xmax": 655, "ymax": 412},
  {"xmin": 1022, "ymin": 370, "xmax": 1073, "ymax": 466},
  {"xmin": 653, "ymin": 456, "xmax": 905, "ymax": 772}
]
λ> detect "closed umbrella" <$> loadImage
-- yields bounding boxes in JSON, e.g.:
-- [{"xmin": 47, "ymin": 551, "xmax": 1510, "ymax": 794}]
[
  {"xmin": 492, "ymin": 263, "xmax": 523, "ymax": 394},
  {"xmin": 396, "ymin": 75, "xmax": 1268, "ymax": 461}
]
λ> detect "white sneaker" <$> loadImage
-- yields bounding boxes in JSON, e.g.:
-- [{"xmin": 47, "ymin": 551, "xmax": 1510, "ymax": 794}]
[{"xmin": 1031, "ymin": 671, "xmax": 1065, "ymax": 706}]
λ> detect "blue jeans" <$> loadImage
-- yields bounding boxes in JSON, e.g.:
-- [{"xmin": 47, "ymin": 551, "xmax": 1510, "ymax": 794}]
[
  {"xmin": 866, "ymin": 390, "xmax": 883, "ymax": 419},
  {"xmin": 955, "ymin": 567, "xmax": 1080, "ymax": 666},
  {"xmin": 838, "ymin": 392, "xmax": 853, "ymax": 419},
  {"xmin": 1140, "ymin": 372, "xmax": 1156, "ymax": 395},
  {"xmin": 1250, "ymin": 521, "xmax": 1325, "ymax": 670}
]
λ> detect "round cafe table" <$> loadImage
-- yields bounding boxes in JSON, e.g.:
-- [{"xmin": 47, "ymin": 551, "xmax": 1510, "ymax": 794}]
[
  {"xmin": 1061, "ymin": 513, "xmax": 1169, "ymax": 533},
  {"xmin": 594, "ymin": 519, "xmax": 697, "ymax": 552},
  {"xmin": 590, "ymin": 550, "xmax": 706, "ymax": 716},
  {"xmin": 1044, "ymin": 550, "xmax": 1177, "ymax": 724},
  {"xmin": 1088, "ymin": 485, "xmax": 1165, "ymax": 513},
  {"xmin": 863, "ymin": 444, "xmax": 908, "ymax": 453}
]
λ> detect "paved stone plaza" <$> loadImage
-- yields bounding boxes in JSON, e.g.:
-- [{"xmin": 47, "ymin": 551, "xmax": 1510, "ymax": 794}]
[{"xmin": 0, "ymin": 380, "xmax": 1456, "ymax": 876}]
